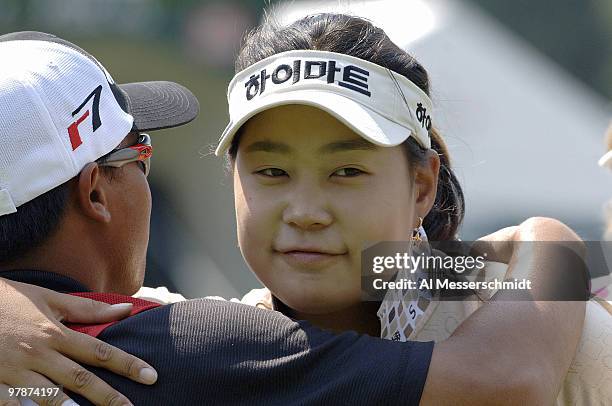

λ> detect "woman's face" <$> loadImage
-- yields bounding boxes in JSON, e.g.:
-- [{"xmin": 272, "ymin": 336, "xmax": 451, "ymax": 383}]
[{"xmin": 233, "ymin": 105, "xmax": 437, "ymax": 314}]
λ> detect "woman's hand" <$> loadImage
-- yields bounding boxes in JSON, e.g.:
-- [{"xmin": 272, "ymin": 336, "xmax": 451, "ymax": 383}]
[
  {"xmin": 421, "ymin": 217, "xmax": 587, "ymax": 405},
  {"xmin": 0, "ymin": 278, "xmax": 158, "ymax": 406},
  {"xmin": 473, "ymin": 220, "xmax": 588, "ymax": 300}
]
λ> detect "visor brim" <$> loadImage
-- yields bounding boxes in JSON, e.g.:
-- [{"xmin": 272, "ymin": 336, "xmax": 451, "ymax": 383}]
[{"xmin": 215, "ymin": 90, "xmax": 421, "ymax": 156}]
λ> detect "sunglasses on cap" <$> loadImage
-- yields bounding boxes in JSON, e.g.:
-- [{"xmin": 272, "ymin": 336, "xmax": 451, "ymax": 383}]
[{"xmin": 97, "ymin": 133, "xmax": 153, "ymax": 176}]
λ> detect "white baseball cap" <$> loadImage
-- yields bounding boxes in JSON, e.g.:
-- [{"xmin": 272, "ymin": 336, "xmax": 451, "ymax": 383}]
[
  {"xmin": 600, "ymin": 150, "xmax": 612, "ymax": 170},
  {"xmin": 600, "ymin": 124, "xmax": 612, "ymax": 170},
  {"xmin": 215, "ymin": 50, "xmax": 434, "ymax": 156},
  {"xmin": 0, "ymin": 31, "xmax": 199, "ymax": 217}
]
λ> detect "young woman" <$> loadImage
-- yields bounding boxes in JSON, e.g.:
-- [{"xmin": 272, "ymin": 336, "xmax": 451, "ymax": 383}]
[
  {"xmin": 216, "ymin": 13, "xmax": 606, "ymax": 405},
  {"xmin": 0, "ymin": 13, "xmax": 591, "ymax": 405}
]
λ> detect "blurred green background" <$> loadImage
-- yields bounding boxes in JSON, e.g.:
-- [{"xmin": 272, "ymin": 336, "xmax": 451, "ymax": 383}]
[{"xmin": 1, "ymin": 0, "xmax": 611, "ymax": 298}]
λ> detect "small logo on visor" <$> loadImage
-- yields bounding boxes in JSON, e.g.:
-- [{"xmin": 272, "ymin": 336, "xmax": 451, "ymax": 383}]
[
  {"xmin": 67, "ymin": 85, "xmax": 103, "ymax": 150},
  {"xmin": 416, "ymin": 102, "xmax": 432, "ymax": 131},
  {"xmin": 244, "ymin": 59, "xmax": 371, "ymax": 101}
]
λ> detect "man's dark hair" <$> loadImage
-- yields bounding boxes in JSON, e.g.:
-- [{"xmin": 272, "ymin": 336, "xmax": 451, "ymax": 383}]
[
  {"xmin": 230, "ymin": 13, "xmax": 465, "ymax": 240},
  {"xmin": 0, "ymin": 182, "xmax": 72, "ymax": 263},
  {"xmin": 0, "ymin": 144, "xmax": 123, "ymax": 264}
]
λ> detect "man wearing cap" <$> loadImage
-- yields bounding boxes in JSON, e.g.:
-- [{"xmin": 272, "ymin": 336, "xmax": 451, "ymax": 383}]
[{"xmin": 0, "ymin": 31, "xmax": 588, "ymax": 406}]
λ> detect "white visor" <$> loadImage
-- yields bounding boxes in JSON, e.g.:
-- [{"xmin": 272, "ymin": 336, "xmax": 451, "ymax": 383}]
[
  {"xmin": 215, "ymin": 50, "xmax": 433, "ymax": 156},
  {"xmin": 599, "ymin": 150, "xmax": 612, "ymax": 169}
]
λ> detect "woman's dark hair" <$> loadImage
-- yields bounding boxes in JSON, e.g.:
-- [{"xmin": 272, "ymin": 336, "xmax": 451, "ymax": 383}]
[{"xmin": 229, "ymin": 13, "xmax": 464, "ymax": 240}]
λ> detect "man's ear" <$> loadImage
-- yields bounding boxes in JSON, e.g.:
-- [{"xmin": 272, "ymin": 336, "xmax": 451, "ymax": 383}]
[
  {"xmin": 76, "ymin": 163, "xmax": 112, "ymax": 223},
  {"xmin": 414, "ymin": 149, "xmax": 440, "ymax": 219}
]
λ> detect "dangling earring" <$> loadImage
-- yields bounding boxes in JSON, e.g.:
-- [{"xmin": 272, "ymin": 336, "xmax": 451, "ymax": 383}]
[{"xmin": 411, "ymin": 217, "xmax": 424, "ymax": 242}]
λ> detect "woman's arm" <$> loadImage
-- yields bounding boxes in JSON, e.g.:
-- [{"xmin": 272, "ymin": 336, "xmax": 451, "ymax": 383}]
[
  {"xmin": 421, "ymin": 217, "xmax": 587, "ymax": 405},
  {"xmin": 0, "ymin": 278, "xmax": 158, "ymax": 406}
]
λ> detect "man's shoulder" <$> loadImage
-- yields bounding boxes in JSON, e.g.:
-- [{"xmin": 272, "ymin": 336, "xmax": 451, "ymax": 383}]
[
  {"xmin": 99, "ymin": 297, "xmax": 309, "ymax": 348},
  {"xmin": 79, "ymin": 298, "xmax": 434, "ymax": 405}
]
